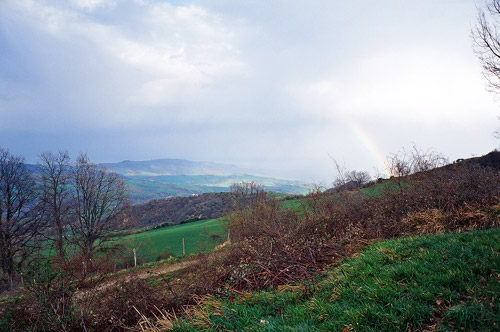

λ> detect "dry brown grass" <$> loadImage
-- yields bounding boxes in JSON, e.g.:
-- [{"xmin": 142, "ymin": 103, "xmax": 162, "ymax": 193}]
[
  {"xmin": 276, "ymin": 284, "xmax": 305, "ymax": 293},
  {"xmin": 133, "ymin": 306, "xmax": 177, "ymax": 332},
  {"xmin": 402, "ymin": 208, "xmax": 450, "ymax": 235},
  {"xmin": 402, "ymin": 203, "xmax": 500, "ymax": 236}
]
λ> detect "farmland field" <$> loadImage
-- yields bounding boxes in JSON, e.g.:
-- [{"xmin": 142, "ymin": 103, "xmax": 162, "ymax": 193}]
[{"xmin": 120, "ymin": 218, "xmax": 228, "ymax": 263}]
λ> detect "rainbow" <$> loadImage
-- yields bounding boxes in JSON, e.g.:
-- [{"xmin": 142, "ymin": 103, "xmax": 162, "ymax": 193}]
[{"xmin": 348, "ymin": 120, "xmax": 387, "ymax": 173}]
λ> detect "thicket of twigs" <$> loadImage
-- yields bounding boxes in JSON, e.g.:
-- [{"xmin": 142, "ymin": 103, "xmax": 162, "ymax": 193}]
[
  {"xmin": 199, "ymin": 161, "xmax": 500, "ymax": 292},
  {"xmin": 0, "ymin": 253, "xmax": 170, "ymax": 331}
]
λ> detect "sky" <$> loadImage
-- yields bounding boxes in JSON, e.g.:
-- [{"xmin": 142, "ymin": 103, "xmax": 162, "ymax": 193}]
[{"xmin": 0, "ymin": 0, "xmax": 498, "ymax": 183}]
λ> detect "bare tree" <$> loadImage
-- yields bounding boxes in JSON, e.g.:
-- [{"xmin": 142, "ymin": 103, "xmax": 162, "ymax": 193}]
[
  {"xmin": 409, "ymin": 145, "xmax": 448, "ymax": 173},
  {"xmin": 386, "ymin": 145, "xmax": 448, "ymax": 193},
  {"xmin": 229, "ymin": 181, "xmax": 266, "ymax": 210},
  {"xmin": 346, "ymin": 170, "xmax": 371, "ymax": 189},
  {"xmin": 38, "ymin": 151, "xmax": 71, "ymax": 262},
  {"xmin": 386, "ymin": 145, "xmax": 448, "ymax": 177},
  {"xmin": 69, "ymin": 153, "xmax": 128, "ymax": 267},
  {"xmin": 331, "ymin": 158, "xmax": 349, "ymax": 191},
  {"xmin": 472, "ymin": 1, "xmax": 500, "ymax": 139},
  {"xmin": 330, "ymin": 157, "xmax": 371, "ymax": 191},
  {"xmin": 0, "ymin": 148, "xmax": 39, "ymax": 289},
  {"xmin": 473, "ymin": 0, "xmax": 500, "ymax": 93},
  {"xmin": 386, "ymin": 148, "xmax": 413, "ymax": 178}
]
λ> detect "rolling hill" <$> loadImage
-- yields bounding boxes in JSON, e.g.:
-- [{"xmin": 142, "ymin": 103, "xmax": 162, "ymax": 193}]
[
  {"xmin": 130, "ymin": 192, "xmax": 233, "ymax": 228},
  {"xmin": 101, "ymin": 158, "xmax": 310, "ymax": 204},
  {"xmin": 100, "ymin": 159, "xmax": 250, "ymax": 176}
]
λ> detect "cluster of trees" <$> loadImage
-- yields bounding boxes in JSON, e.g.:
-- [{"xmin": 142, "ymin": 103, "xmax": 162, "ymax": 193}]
[
  {"xmin": 385, "ymin": 145, "xmax": 448, "ymax": 178},
  {"xmin": 0, "ymin": 148, "xmax": 128, "ymax": 289},
  {"xmin": 327, "ymin": 145, "xmax": 446, "ymax": 197},
  {"xmin": 329, "ymin": 144, "xmax": 448, "ymax": 193},
  {"xmin": 130, "ymin": 192, "xmax": 233, "ymax": 228},
  {"xmin": 331, "ymin": 159, "xmax": 372, "ymax": 192},
  {"xmin": 229, "ymin": 181, "xmax": 267, "ymax": 209}
]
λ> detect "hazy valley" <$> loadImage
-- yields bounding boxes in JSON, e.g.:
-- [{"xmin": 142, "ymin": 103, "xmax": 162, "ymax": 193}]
[{"xmin": 103, "ymin": 158, "xmax": 309, "ymax": 204}]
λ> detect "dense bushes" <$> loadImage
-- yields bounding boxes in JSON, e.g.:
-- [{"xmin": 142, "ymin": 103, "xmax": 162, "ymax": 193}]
[
  {"xmin": 0, "ymin": 254, "xmax": 169, "ymax": 331},
  {"xmin": 1, "ymin": 258, "xmax": 84, "ymax": 331},
  {"xmin": 189, "ymin": 161, "xmax": 500, "ymax": 292}
]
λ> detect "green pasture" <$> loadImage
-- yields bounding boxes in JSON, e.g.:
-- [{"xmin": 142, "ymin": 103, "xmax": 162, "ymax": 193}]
[
  {"xmin": 362, "ymin": 179, "xmax": 412, "ymax": 197},
  {"xmin": 279, "ymin": 197, "xmax": 306, "ymax": 211},
  {"xmin": 119, "ymin": 218, "xmax": 228, "ymax": 264},
  {"xmin": 120, "ymin": 195, "xmax": 306, "ymax": 265}
]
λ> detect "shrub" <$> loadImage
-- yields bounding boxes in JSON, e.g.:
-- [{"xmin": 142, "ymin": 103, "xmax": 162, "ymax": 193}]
[
  {"xmin": 189, "ymin": 161, "xmax": 500, "ymax": 292},
  {"xmin": 2, "ymin": 258, "xmax": 82, "ymax": 331}
]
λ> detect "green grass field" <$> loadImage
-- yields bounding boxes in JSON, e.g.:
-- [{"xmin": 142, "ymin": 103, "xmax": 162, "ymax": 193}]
[
  {"xmin": 120, "ymin": 218, "xmax": 228, "ymax": 263},
  {"xmin": 170, "ymin": 228, "xmax": 500, "ymax": 331},
  {"xmin": 279, "ymin": 197, "xmax": 306, "ymax": 211},
  {"xmin": 117, "ymin": 195, "xmax": 306, "ymax": 264}
]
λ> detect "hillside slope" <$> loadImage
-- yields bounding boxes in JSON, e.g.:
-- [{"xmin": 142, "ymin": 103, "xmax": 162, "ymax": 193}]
[
  {"xmin": 168, "ymin": 229, "xmax": 500, "ymax": 331},
  {"xmin": 130, "ymin": 192, "xmax": 233, "ymax": 228}
]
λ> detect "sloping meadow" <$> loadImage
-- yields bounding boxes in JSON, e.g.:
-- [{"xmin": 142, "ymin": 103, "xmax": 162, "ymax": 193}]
[
  {"xmin": 167, "ymin": 229, "xmax": 500, "ymax": 331},
  {"xmin": 205, "ymin": 161, "xmax": 500, "ymax": 292}
]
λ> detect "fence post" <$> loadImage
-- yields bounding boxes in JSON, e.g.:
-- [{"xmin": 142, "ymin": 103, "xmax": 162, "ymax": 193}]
[{"xmin": 182, "ymin": 238, "xmax": 185, "ymax": 257}]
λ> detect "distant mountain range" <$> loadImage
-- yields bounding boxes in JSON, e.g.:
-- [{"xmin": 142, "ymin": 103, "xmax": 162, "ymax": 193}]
[
  {"xmin": 100, "ymin": 159, "xmax": 251, "ymax": 177},
  {"xmin": 100, "ymin": 158, "xmax": 310, "ymax": 204}
]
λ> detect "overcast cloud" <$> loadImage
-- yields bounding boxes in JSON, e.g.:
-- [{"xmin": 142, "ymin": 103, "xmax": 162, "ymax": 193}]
[{"xmin": 0, "ymin": 0, "xmax": 497, "ymax": 182}]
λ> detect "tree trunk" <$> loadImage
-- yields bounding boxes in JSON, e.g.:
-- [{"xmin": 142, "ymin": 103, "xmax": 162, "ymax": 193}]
[{"xmin": 57, "ymin": 220, "xmax": 64, "ymax": 262}]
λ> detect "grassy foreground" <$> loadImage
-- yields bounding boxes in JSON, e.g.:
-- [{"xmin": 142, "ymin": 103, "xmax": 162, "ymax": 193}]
[{"xmin": 170, "ymin": 229, "xmax": 500, "ymax": 331}]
